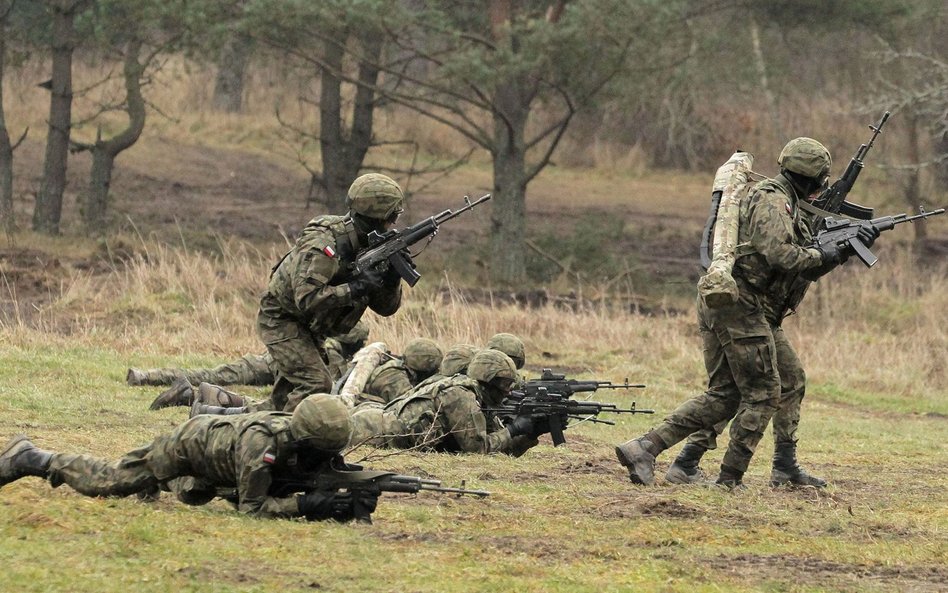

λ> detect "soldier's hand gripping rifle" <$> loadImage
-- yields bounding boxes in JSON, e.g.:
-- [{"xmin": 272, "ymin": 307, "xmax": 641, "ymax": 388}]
[
  {"xmin": 269, "ymin": 462, "xmax": 490, "ymax": 524},
  {"xmin": 355, "ymin": 194, "xmax": 491, "ymax": 287},
  {"xmin": 814, "ymin": 207, "xmax": 946, "ymax": 267}
]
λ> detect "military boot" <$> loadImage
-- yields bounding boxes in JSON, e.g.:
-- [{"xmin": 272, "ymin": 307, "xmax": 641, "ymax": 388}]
[
  {"xmin": 126, "ymin": 368, "xmax": 148, "ymax": 386},
  {"xmin": 615, "ymin": 433, "xmax": 664, "ymax": 485},
  {"xmin": 771, "ymin": 442, "xmax": 827, "ymax": 488},
  {"xmin": 714, "ymin": 465, "xmax": 744, "ymax": 490},
  {"xmin": 665, "ymin": 443, "xmax": 709, "ymax": 485},
  {"xmin": 195, "ymin": 383, "xmax": 247, "ymax": 407},
  {"xmin": 148, "ymin": 378, "xmax": 195, "ymax": 410},
  {"xmin": 0, "ymin": 435, "xmax": 53, "ymax": 489},
  {"xmin": 190, "ymin": 402, "xmax": 249, "ymax": 418}
]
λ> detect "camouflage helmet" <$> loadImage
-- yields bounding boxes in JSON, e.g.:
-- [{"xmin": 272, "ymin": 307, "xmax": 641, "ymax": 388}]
[
  {"xmin": 467, "ymin": 349, "xmax": 518, "ymax": 385},
  {"xmin": 486, "ymin": 333, "xmax": 525, "ymax": 369},
  {"xmin": 289, "ymin": 394, "xmax": 353, "ymax": 452},
  {"xmin": 440, "ymin": 343, "xmax": 477, "ymax": 376},
  {"xmin": 336, "ymin": 321, "xmax": 369, "ymax": 346},
  {"xmin": 346, "ymin": 173, "xmax": 404, "ymax": 220},
  {"xmin": 403, "ymin": 338, "xmax": 444, "ymax": 374},
  {"xmin": 777, "ymin": 137, "xmax": 832, "ymax": 180}
]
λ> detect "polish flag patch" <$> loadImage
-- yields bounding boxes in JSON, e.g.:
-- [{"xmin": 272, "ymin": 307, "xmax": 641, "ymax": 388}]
[
  {"xmin": 322, "ymin": 245, "xmax": 336, "ymax": 258},
  {"xmin": 785, "ymin": 202, "xmax": 793, "ymax": 214},
  {"xmin": 262, "ymin": 451, "xmax": 277, "ymax": 464}
]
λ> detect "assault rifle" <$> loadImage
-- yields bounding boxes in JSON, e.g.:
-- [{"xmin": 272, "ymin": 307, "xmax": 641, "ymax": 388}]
[
  {"xmin": 355, "ymin": 194, "xmax": 491, "ymax": 286},
  {"xmin": 809, "ymin": 111, "xmax": 889, "ymax": 221},
  {"xmin": 814, "ymin": 207, "xmax": 946, "ymax": 267},
  {"xmin": 521, "ymin": 368, "xmax": 646, "ymax": 397},
  {"xmin": 220, "ymin": 462, "xmax": 489, "ymax": 523},
  {"xmin": 487, "ymin": 390, "xmax": 654, "ymax": 446}
]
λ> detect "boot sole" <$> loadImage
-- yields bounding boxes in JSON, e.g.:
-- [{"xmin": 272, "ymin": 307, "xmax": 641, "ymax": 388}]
[{"xmin": 614, "ymin": 444, "xmax": 654, "ymax": 485}]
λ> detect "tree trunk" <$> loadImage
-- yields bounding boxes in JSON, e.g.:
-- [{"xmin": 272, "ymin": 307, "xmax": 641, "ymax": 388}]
[
  {"xmin": 904, "ymin": 113, "xmax": 928, "ymax": 242},
  {"xmin": 211, "ymin": 32, "xmax": 252, "ymax": 113},
  {"xmin": 490, "ymin": 83, "xmax": 529, "ymax": 285},
  {"xmin": 934, "ymin": 129, "xmax": 948, "ymax": 192},
  {"xmin": 80, "ymin": 40, "xmax": 146, "ymax": 232},
  {"xmin": 315, "ymin": 29, "xmax": 382, "ymax": 214},
  {"xmin": 749, "ymin": 14, "xmax": 782, "ymax": 146},
  {"xmin": 318, "ymin": 27, "xmax": 352, "ymax": 213},
  {"xmin": 34, "ymin": 0, "xmax": 84, "ymax": 234},
  {"xmin": 0, "ymin": 23, "xmax": 15, "ymax": 235}
]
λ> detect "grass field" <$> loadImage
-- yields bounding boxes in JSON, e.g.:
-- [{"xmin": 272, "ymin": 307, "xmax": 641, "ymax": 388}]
[
  {"xmin": 2, "ymin": 58, "xmax": 947, "ymax": 591},
  {"xmin": 1, "ymin": 237, "xmax": 946, "ymax": 593}
]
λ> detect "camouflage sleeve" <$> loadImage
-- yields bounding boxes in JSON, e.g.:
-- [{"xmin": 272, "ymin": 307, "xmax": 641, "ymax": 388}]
[
  {"xmin": 747, "ymin": 190, "xmax": 822, "ymax": 272},
  {"xmin": 437, "ymin": 388, "xmax": 517, "ymax": 454},
  {"xmin": 292, "ymin": 235, "xmax": 358, "ymax": 318},
  {"xmin": 367, "ymin": 282, "xmax": 402, "ymax": 317},
  {"xmin": 235, "ymin": 427, "xmax": 301, "ymax": 518},
  {"xmin": 366, "ymin": 366, "xmax": 413, "ymax": 403}
]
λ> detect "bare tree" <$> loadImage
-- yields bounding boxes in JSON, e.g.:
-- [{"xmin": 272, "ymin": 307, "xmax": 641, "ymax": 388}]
[
  {"xmin": 0, "ymin": 0, "xmax": 28, "ymax": 236},
  {"xmin": 73, "ymin": 40, "xmax": 147, "ymax": 231},
  {"xmin": 33, "ymin": 0, "xmax": 90, "ymax": 235}
]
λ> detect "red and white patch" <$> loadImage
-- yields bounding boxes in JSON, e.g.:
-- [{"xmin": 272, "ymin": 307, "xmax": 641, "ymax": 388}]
[
  {"xmin": 322, "ymin": 245, "xmax": 336, "ymax": 258},
  {"xmin": 785, "ymin": 202, "xmax": 793, "ymax": 215},
  {"xmin": 262, "ymin": 451, "xmax": 277, "ymax": 464}
]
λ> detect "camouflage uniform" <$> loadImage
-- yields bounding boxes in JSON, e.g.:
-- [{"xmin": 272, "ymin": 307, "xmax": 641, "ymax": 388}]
[
  {"xmin": 0, "ymin": 396, "xmax": 354, "ymax": 519},
  {"xmin": 355, "ymin": 338, "xmax": 443, "ymax": 405},
  {"xmin": 350, "ymin": 351, "xmax": 538, "ymax": 457},
  {"xmin": 350, "ymin": 376, "xmax": 535, "ymax": 456},
  {"xmin": 259, "ymin": 178, "xmax": 403, "ymax": 411},
  {"xmin": 619, "ymin": 168, "xmax": 827, "ymax": 483},
  {"xmin": 128, "ymin": 325, "xmax": 366, "ymax": 388}
]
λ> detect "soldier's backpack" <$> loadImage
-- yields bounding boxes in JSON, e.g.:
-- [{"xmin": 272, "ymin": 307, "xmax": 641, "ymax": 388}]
[{"xmin": 697, "ymin": 152, "xmax": 765, "ymax": 308}]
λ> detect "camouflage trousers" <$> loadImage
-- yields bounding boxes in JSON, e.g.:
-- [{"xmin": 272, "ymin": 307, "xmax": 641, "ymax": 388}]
[
  {"xmin": 684, "ymin": 324, "xmax": 806, "ymax": 452},
  {"xmin": 135, "ymin": 354, "xmax": 275, "ymax": 387},
  {"xmin": 257, "ymin": 310, "xmax": 334, "ymax": 412},
  {"xmin": 44, "ymin": 420, "xmax": 213, "ymax": 498},
  {"xmin": 652, "ymin": 293, "xmax": 786, "ymax": 473}
]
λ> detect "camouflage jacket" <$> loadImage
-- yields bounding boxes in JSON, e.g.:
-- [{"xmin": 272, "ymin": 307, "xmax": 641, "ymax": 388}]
[
  {"xmin": 155, "ymin": 412, "xmax": 333, "ymax": 518},
  {"xmin": 322, "ymin": 338, "xmax": 349, "ymax": 380},
  {"xmin": 732, "ymin": 174, "xmax": 822, "ymax": 324},
  {"xmin": 259, "ymin": 214, "xmax": 401, "ymax": 337},
  {"xmin": 361, "ymin": 358, "xmax": 414, "ymax": 404},
  {"xmin": 383, "ymin": 375, "xmax": 531, "ymax": 455}
]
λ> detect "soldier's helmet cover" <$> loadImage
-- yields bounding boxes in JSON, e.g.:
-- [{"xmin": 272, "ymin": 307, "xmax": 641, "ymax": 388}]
[
  {"xmin": 289, "ymin": 394, "xmax": 353, "ymax": 452},
  {"xmin": 777, "ymin": 137, "xmax": 832, "ymax": 181},
  {"xmin": 467, "ymin": 349, "xmax": 518, "ymax": 386},
  {"xmin": 440, "ymin": 343, "xmax": 478, "ymax": 376},
  {"xmin": 403, "ymin": 338, "xmax": 444, "ymax": 374},
  {"xmin": 346, "ymin": 173, "xmax": 404, "ymax": 220},
  {"xmin": 486, "ymin": 333, "xmax": 525, "ymax": 369}
]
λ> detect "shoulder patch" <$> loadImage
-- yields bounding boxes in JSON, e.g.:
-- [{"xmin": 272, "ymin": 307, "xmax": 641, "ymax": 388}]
[
  {"xmin": 322, "ymin": 245, "xmax": 337, "ymax": 258},
  {"xmin": 262, "ymin": 449, "xmax": 277, "ymax": 464},
  {"xmin": 785, "ymin": 202, "xmax": 793, "ymax": 215}
]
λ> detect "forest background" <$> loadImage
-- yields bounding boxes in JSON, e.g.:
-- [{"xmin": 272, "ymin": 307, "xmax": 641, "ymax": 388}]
[{"xmin": 0, "ymin": 2, "xmax": 946, "ymax": 592}]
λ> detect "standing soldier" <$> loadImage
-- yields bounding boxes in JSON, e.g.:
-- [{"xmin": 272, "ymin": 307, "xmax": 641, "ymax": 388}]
[
  {"xmin": 260, "ymin": 173, "xmax": 405, "ymax": 412},
  {"xmin": 0, "ymin": 396, "xmax": 377, "ymax": 521},
  {"xmin": 616, "ymin": 138, "xmax": 878, "ymax": 488}
]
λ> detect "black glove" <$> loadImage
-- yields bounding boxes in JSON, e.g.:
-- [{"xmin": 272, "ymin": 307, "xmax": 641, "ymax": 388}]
[
  {"xmin": 382, "ymin": 262, "xmax": 403, "ymax": 287},
  {"xmin": 856, "ymin": 224, "xmax": 880, "ymax": 248},
  {"xmin": 347, "ymin": 267, "xmax": 385, "ymax": 299},
  {"xmin": 815, "ymin": 240, "xmax": 848, "ymax": 266},
  {"xmin": 505, "ymin": 415, "xmax": 536, "ymax": 439},
  {"xmin": 297, "ymin": 491, "xmax": 379, "ymax": 522}
]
